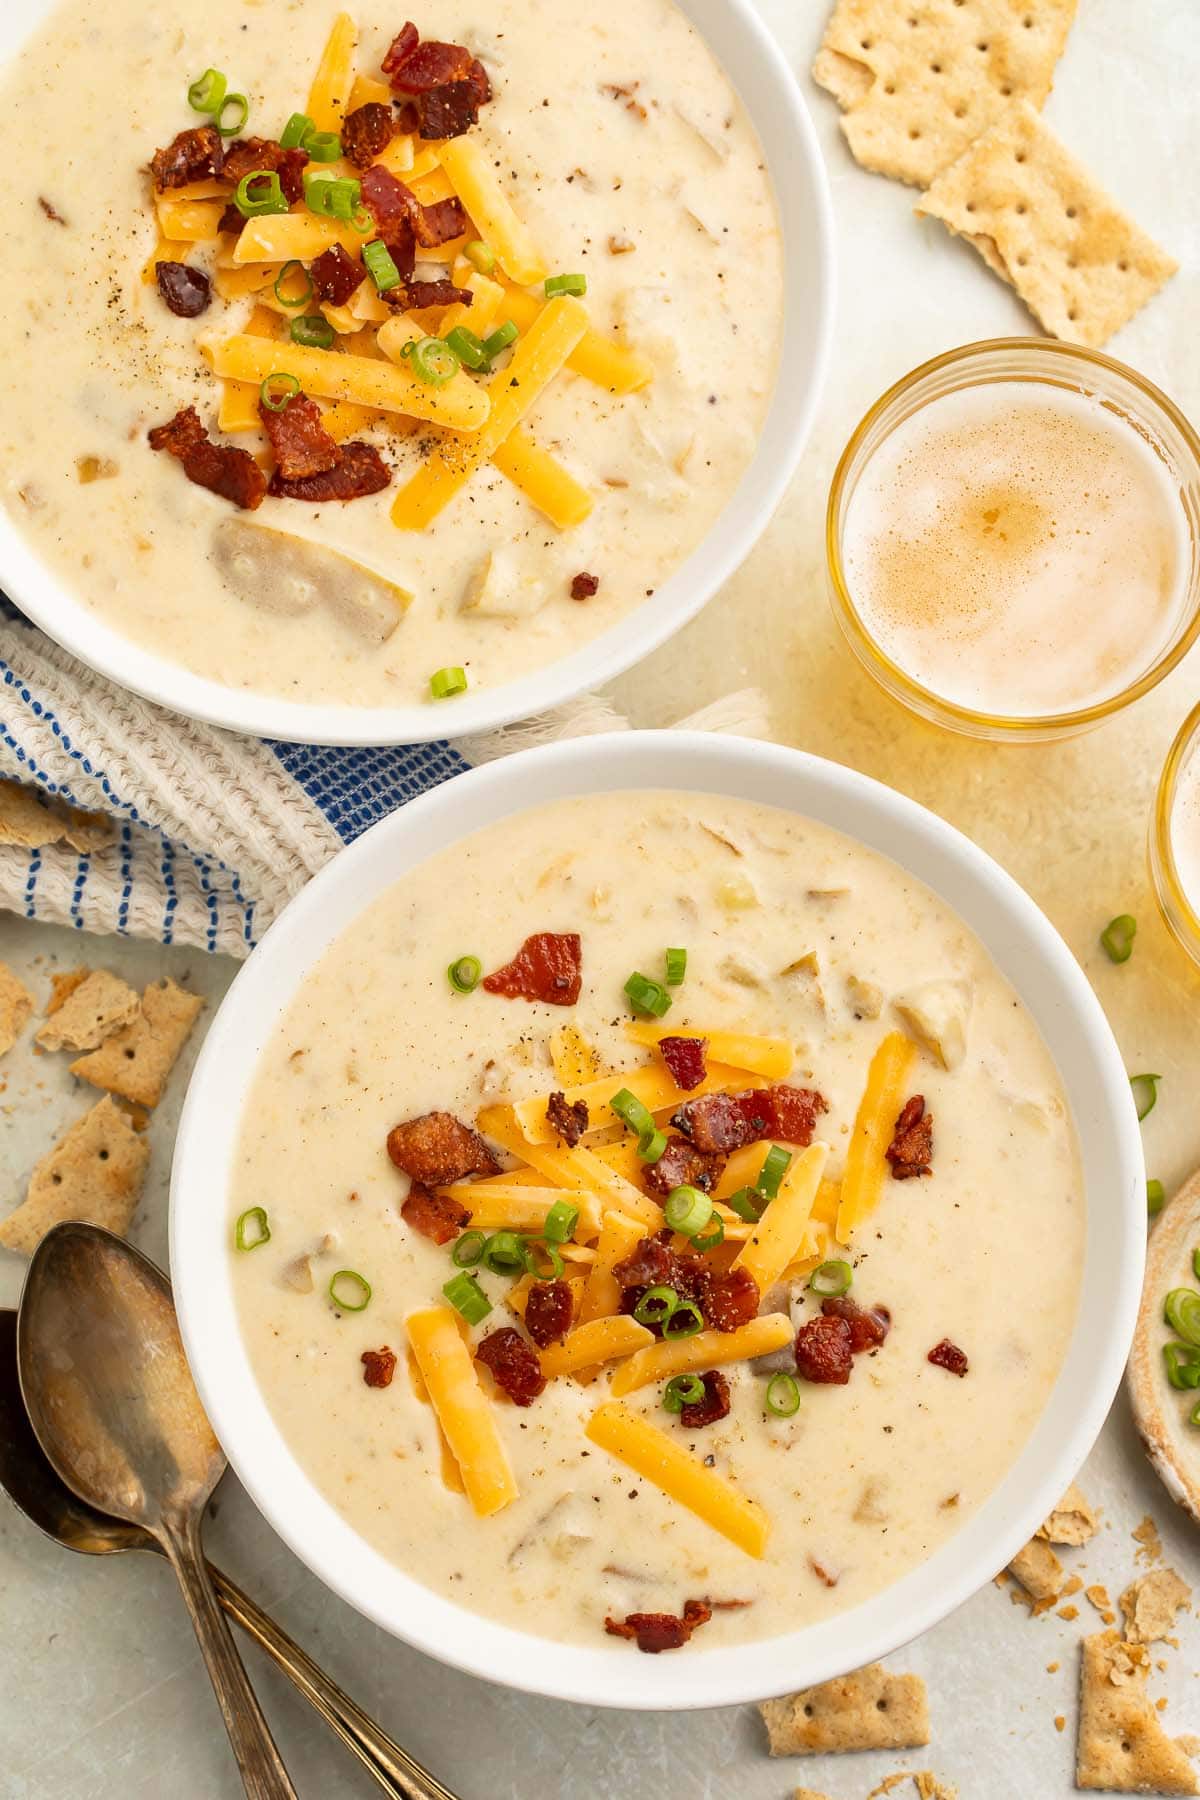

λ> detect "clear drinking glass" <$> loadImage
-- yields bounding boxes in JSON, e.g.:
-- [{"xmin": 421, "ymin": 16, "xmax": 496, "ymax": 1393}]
[{"xmin": 1150, "ymin": 701, "xmax": 1200, "ymax": 969}]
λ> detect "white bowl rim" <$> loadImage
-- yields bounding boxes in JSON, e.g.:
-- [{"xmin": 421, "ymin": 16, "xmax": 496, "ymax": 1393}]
[
  {"xmin": 170, "ymin": 731, "xmax": 1145, "ymax": 1710},
  {"xmin": 0, "ymin": 0, "xmax": 834, "ymax": 746}
]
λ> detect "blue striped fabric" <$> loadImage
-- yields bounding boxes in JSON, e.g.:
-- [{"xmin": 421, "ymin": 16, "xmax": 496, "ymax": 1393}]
[{"xmin": 269, "ymin": 737, "xmax": 469, "ymax": 843}]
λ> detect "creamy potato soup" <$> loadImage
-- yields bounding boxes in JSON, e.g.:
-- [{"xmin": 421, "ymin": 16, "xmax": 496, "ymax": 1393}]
[
  {"xmin": 1, "ymin": 1, "xmax": 782, "ymax": 708},
  {"xmin": 231, "ymin": 792, "xmax": 1084, "ymax": 1651}
]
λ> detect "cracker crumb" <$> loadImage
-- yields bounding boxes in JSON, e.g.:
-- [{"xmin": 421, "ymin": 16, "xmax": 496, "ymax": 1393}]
[
  {"xmin": 1120, "ymin": 1568, "xmax": 1192, "ymax": 1646},
  {"xmin": 1038, "ymin": 1481, "xmax": 1100, "ymax": 1547},
  {"xmin": 0, "ymin": 963, "xmax": 35, "ymax": 1058},
  {"xmin": 1133, "ymin": 1516, "xmax": 1164, "ymax": 1566},
  {"xmin": 1055, "ymin": 1715, "xmax": 1066, "ymax": 1733},
  {"xmin": 1059, "ymin": 1605, "xmax": 1080, "ymax": 1621}
]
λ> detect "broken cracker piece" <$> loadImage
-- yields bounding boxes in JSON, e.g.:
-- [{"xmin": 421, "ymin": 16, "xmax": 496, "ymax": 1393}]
[
  {"xmin": 760, "ymin": 1662, "xmax": 929, "ymax": 1756},
  {"xmin": 1077, "ymin": 1630, "xmax": 1198, "ymax": 1794},
  {"xmin": 36, "ymin": 969, "xmax": 141, "ymax": 1053},
  {"xmin": 0, "ymin": 780, "xmax": 114, "ymax": 853},
  {"xmin": 0, "ymin": 1096, "xmax": 150, "ymax": 1255},
  {"xmin": 916, "ymin": 101, "xmax": 1177, "ymax": 348},
  {"xmin": 46, "ymin": 968, "xmax": 92, "ymax": 1016},
  {"xmin": 1008, "ymin": 1536, "xmax": 1064, "ymax": 1603},
  {"xmin": 1133, "ymin": 1516, "xmax": 1164, "ymax": 1566},
  {"xmin": 868, "ymin": 1776, "xmax": 957, "ymax": 1800},
  {"xmin": 1120, "ymin": 1569, "xmax": 1192, "ymax": 1647},
  {"xmin": 70, "ymin": 978, "xmax": 203, "ymax": 1109},
  {"xmin": 794, "ymin": 1791, "xmax": 836, "ymax": 1800},
  {"xmin": 1037, "ymin": 1480, "xmax": 1099, "ymax": 1546},
  {"xmin": 813, "ymin": 0, "xmax": 1075, "ymax": 188},
  {"xmin": 0, "ymin": 962, "xmax": 35, "ymax": 1057}
]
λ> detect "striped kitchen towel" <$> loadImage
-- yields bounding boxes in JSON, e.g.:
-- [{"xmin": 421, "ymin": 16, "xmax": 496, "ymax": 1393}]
[{"xmin": 0, "ymin": 610, "xmax": 767, "ymax": 958}]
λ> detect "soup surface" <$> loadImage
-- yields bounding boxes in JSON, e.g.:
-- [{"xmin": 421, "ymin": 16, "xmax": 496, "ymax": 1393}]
[
  {"xmin": 231, "ymin": 791, "xmax": 1084, "ymax": 1650},
  {"xmin": 0, "ymin": 1, "xmax": 781, "ymax": 708}
]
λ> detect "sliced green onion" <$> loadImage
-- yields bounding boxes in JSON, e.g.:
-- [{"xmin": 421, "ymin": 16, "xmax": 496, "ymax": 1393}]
[
  {"xmin": 328, "ymin": 1268, "xmax": 371, "ymax": 1312},
  {"xmin": 363, "ymin": 238, "xmax": 402, "ymax": 293},
  {"xmin": 637, "ymin": 1127, "xmax": 667, "ymax": 1165},
  {"xmin": 726, "ymin": 1187, "xmax": 765, "ymax": 1224},
  {"xmin": 442, "ymin": 1270, "xmax": 492, "ymax": 1325},
  {"xmin": 291, "ymin": 314, "xmax": 335, "ymax": 349},
  {"xmin": 348, "ymin": 204, "xmax": 374, "ymax": 235},
  {"xmin": 610, "ymin": 1087, "xmax": 656, "ymax": 1138},
  {"xmin": 1193, "ymin": 1247, "xmax": 1200, "ymax": 1282},
  {"xmin": 1131, "ymin": 1073, "xmax": 1161, "ymax": 1122},
  {"xmin": 1148, "ymin": 1179, "xmax": 1165, "ymax": 1216},
  {"xmin": 234, "ymin": 171, "xmax": 289, "ymax": 218},
  {"xmin": 410, "ymin": 336, "xmax": 460, "ymax": 386},
  {"xmin": 543, "ymin": 1199, "xmax": 580, "ymax": 1245},
  {"xmin": 447, "ymin": 954, "xmax": 482, "ymax": 994},
  {"xmin": 234, "ymin": 1205, "xmax": 270, "ymax": 1250},
  {"xmin": 1164, "ymin": 1288, "xmax": 1200, "ymax": 1347},
  {"xmin": 187, "ymin": 68, "xmax": 227, "ymax": 114},
  {"xmin": 304, "ymin": 129, "xmax": 342, "ymax": 162},
  {"xmin": 691, "ymin": 1216, "xmax": 725, "ymax": 1254},
  {"xmin": 662, "ymin": 1296, "xmax": 704, "ymax": 1339},
  {"xmin": 634, "ymin": 1285, "xmax": 678, "ymax": 1327},
  {"xmin": 272, "ymin": 261, "xmax": 313, "ymax": 309},
  {"xmin": 1100, "ymin": 914, "xmax": 1137, "ymax": 963},
  {"xmin": 758, "ymin": 1144, "xmax": 792, "ymax": 1200},
  {"xmin": 522, "ymin": 1238, "xmax": 564, "ymax": 1282},
  {"xmin": 280, "ymin": 111, "xmax": 315, "ymax": 149},
  {"xmin": 1190, "ymin": 1398, "xmax": 1200, "ymax": 1429},
  {"xmin": 481, "ymin": 1230, "xmax": 526, "ymax": 1275},
  {"xmin": 1163, "ymin": 1341, "xmax": 1200, "ymax": 1390},
  {"xmin": 465, "ymin": 239, "xmax": 496, "ymax": 274},
  {"xmin": 444, "ymin": 326, "xmax": 490, "ymax": 370},
  {"xmin": 624, "ymin": 971, "xmax": 672, "ymax": 1018},
  {"xmin": 215, "ymin": 92, "xmax": 250, "ymax": 137},
  {"xmin": 809, "ymin": 1258, "xmax": 853, "ymax": 1298},
  {"xmin": 664, "ymin": 1185, "xmax": 714, "ymax": 1237},
  {"xmin": 430, "ymin": 666, "xmax": 468, "ymax": 700},
  {"xmin": 304, "ymin": 172, "xmax": 362, "ymax": 220},
  {"xmin": 451, "ymin": 1229, "xmax": 486, "ymax": 1268},
  {"xmin": 662, "ymin": 1373, "xmax": 706, "ymax": 1413},
  {"xmin": 664, "ymin": 947, "xmax": 688, "ymax": 986},
  {"xmin": 765, "ymin": 1372, "xmax": 801, "ymax": 1417},
  {"xmin": 259, "ymin": 372, "xmax": 300, "ymax": 412},
  {"xmin": 545, "ymin": 272, "xmax": 587, "ymax": 298},
  {"xmin": 481, "ymin": 320, "xmax": 518, "ymax": 357}
]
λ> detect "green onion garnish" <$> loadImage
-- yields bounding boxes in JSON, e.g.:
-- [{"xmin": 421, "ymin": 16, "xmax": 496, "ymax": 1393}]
[
  {"xmin": 664, "ymin": 947, "xmax": 687, "ymax": 986},
  {"xmin": 481, "ymin": 321, "xmax": 518, "ymax": 358},
  {"xmin": 304, "ymin": 172, "xmax": 362, "ymax": 221},
  {"xmin": 664, "ymin": 1185, "xmax": 714, "ymax": 1237},
  {"xmin": 430, "ymin": 666, "xmax": 468, "ymax": 700},
  {"xmin": 447, "ymin": 954, "xmax": 482, "ymax": 993},
  {"xmin": 443, "ymin": 1270, "xmax": 491, "ymax": 1325},
  {"xmin": 481, "ymin": 1230, "xmax": 526, "ymax": 1275},
  {"xmin": 304, "ymin": 129, "xmax": 342, "ymax": 162},
  {"xmin": 1148, "ymin": 1179, "xmax": 1165, "ymax": 1216},
  {"xmin": 637, "ymin": 1127, "xmax": 667, "ymax": 1165},
  {"xmin": 545, "ymin": 273, "xmax": 587, "ymax": 298},
  {"xmin": 280, "ymin": 111, "xmax": 315, "ymax": 149},
  {"xmin": 758, "ymin": 1144, "xmax": 792, "ymax": 1200},
  {"xmin": 328, "ymin": 1269, "xmax": 371, "ymax": 1312},
  {"xmin": 726, "ymin": 1187, "xmax": 765, "ymax": 1224},
  {"xmin": 765, "ymin": 1372, "xmax": 801, "ymax": 1417},
  {"xmin": 444, "ymin": 326, "xmax": 490, "ymax": 371},
  {"xmin": 291, "ymin": 314, "xmax": 335, "ymax": 349},
  {"xmin": 624, "ymin": 971, "xmax": 672, "ymax": 1018},
  {"xmin": 234, "ymin": 1205, "xmax": 270, "ymax": 1251},
  {"xmin": 363, "ymin": 239, "xmax": 402, "ymax": 293},
  {"xmin": 234, "ymin": 171, "xmax": 289, "ymax": 218},
  {"xmin": 662, "ymin": 1373, "xmax": 706, "ymax": 1413},
  {"xmin": 662, "ymin": 1296, "xmax": 704, "ymax": 1339},
  {"xmin": 1193, "ymin": 1247, "xmax": 1200, "ymax": 1282},
  {"xmin": 543, "ymin": 1199, "xmax": 580, "ymax": 1244},
  {"xmin": 187, "ymin": 68, "xmax": 227, "ymax": 114},
  {"xmin": 272, "ymin": 260, "xmax": 313, "ymax": 309},
  {"xmin": 809, "ymin": 1259, "xmax": 853, "ymax": 1298},
  {"xmin": 1163, "ymin": 1341, "xmax": 1200, "ymax": 1390},
  {"xmin": 465, "ymin": 239, "xmax": 496, "ymax": 274},
  {"xmin": 691, "ymin": 1217, "xmax": 725, "ymax": 1254},
  {"xmin": 610, "ymin": 1087, "xmax": 656, "ymax": 1138},
  {"xmin": 259, "ymin": 372, "xmax": 300, "ymax": 412},
  {"xmin": 1100, "ymin": 914, "xmax": 1137, "ymax": 963},
  {"xmin": 1190, "ymin": 1399, "xmax": 1200, "ymax": 1429},
  {"xmin": 634, "ymin": 1285, "xmax": 678, "ymax": 1327},
  {"xmin": 451, "ymin": 1229, "xmax": 486, "ymax": 1268},
  {"xmin": 1164, "ymin": 1288, "xmax": 1200, "ymax": 1347},
  {"xmin": 1131, "ymin": 1073, "xmax": 1161, "ymax": 1121},
  {"xmin": 216, "ymin": 92, "xmax": 250, "ymax": 137},
  {"xmin": 522, "ymin": 1239, "xmax": 564, "ymax": 1282},
  {"xmin": 409, "ymin": 336, "xmax": 460, "ymax": 386}
]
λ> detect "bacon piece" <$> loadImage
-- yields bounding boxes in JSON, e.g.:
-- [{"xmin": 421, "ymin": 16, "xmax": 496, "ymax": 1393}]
[
  {"xmin": 613, "ymin": 1234, "xmax": 752, "ymax": 1336},
  {"xmin": 148, "ymin": 407, "xmax": 266, "ymax": 511},
  {"xmin": 658, "ymin": 1036, "xmax": 708, "ymax": 1092},
  {"xmin": 570, "ymin": 571, "xmax": 600, "ymax": 601},
  {"xmin": 886, "ymin": 1094, "xmax": 933, "ymax": 1180},
  {"xmin": 703, "ymin": 1267, "xmax": 760, "ymax": 1334},
  {"xmin": 613, "ymin": 1235, "xmax": 677, "ymax": 1294},
  {"xmin": 386, "ymin": 37, "xmax": 476, "ymax": 92},
  {"xmin": 400, "ymin": 1182, "xmax": 469, "ymax": 1246},
  {"xmin": 545, "ymin": 1090, "xmax": 588, "ymax": 1148},
  {"xmin": 222, "ymin": 138, "xmax": 309, "ymax": 204},
  {"xmin": 384, "ymin": 279, "xmax": 472, "ymax": 312},
  {"xmin": 218, "ymin": 202, "xmax": 245, "ymax": 236},
  {"xmin": 361, "ymin": 1346, "xmax": 397, "ymax": 1388},
  {"xmin": 381, "ymin": 21, "xmax": 420, "ymax": 78},
  {"xmin": 341, "ymin": 102, "xmax": 396, "ymax": 169},
  {"xmin": 642, "ymin": 1134, "xmax": 726, "ymax": 1197},
  {"xmin": 678, "ymin": 1369, "xmax": 730, "ymax": 1428},
  {"xmin": 414, "ymin": 81, "xmax": 482, "ymax": 139},
  {"xmin": 309, "ymin": 244, "xmax": 365, "ymax": 306},
  {"xmin": 259, "ymin": 391, "xmax": 340, "ymax": 480},
  {"xmin": 524, "ymin": 1279, "xmax": 574, "ymax": 1349},
  {"xmin": 604, "ymin": 1599, "xmax": 712, "ymax": 1653},
  {"xmin": 476, "ymin": 1327, "xmax": 545, "ymax": 1406},
  {"xmin": 670, "ymin": 1092, "xmax": 749, "ymax": 1154},
  {"xmin": 415, "ymin": 196, "xmax": 468, "ymax": 245},
  {"xmin": 795, "ymin": 1313, "xmax": 853, "ymax": 1385},
  {"xmin": 361, "ymin": 165, "xmax": 467, "ymax": 254},
  {"xmin": 821, "ymin": 1296, "xmax": 890, "ymax": 1353},
  {"xmin": 387, "ymin": 1110, "xmax": 499, "ymax": 1186},
  {"xmin": 928, "ymin": 1337, "xmax": 968, "ymax": 1377},
  {"xmin": 482, "ymin": 933, "xmax": 582, "ymax": 1006},
  {"xmin": 155, "ymin": 261, "xmax": 211, "ymax": 318},
  {"xmin": 151, "ymin": 125, "xmax": 223, "ymax": 190},
  {"xmin": 269, "ymin": 441, "xmax": 391, "ymax": 503},
  {"xmin": 672, "ymin": 1084, "xmax": 827, "ymax": 1154}
]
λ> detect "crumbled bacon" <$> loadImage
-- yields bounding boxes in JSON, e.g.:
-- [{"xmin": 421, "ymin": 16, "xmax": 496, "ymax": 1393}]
[
  {"xmin": 886, "ymin": 1095, "xmax": 933, "ymax": 1180},
  {"xmin": 218, "ymin": 202, "xmax": 245, "ymax": 236},
  {"xmin": 400, "ymin": 1182, "xmax": 469, "ymax": 1246},
  {"xmin": 476, "ymin": 1327, "xmax": 545, "ymax": 1406},
  {"xmin": 703, "ymin": 1267, "xmax": 760, "ymax": 1333},
  {"xmin": 386, "ymin": 1110, "xmax": 499, "ymax": 1186},
  {"xmin": 613, "ymin": 1235, "xmax": 678, "ymax": 1294},
  {"xmin": 414, "ymin": 196, "xmax": 468, "ymax": 246},
  {"xmin": 642, "ymin": 1134, "xmax": 726, "ymax": 1197},
  {"xmin": 605, "ymin": 1599, "xmax": 712, "ymax": 1653},
  {"xmin": 821, "ymin": 1296, "xmax": 890, "ymax": 1353},
  {"xmin": 570, "ymin": 572, "xmax": 600, "ymax": 601},
  {"xmin": 613, "ymin": 1234, "xmax": 756, "ymax": 1336},
  {"xmin": 384, "ymin": 279, "xmax": 473, "ymax": 312},
  {"xmin": 672, "ymin": 1084, "xmax": 827, "ymax": 1154},
  {"xmin": 309, "ymin": 243, "xmax": 364, "ymax": 306},
  {"xmin": 155, "ymin": 261, "xmax": 211, "ymax": 318},
  {"xmin": 150, "ymin": 125, "xmax": 223, "ymax": 190},
  {"xmin": 381, "ymin": 20, "xmax": 420, "ymax": 76},
  {"xmin": 341, "ymin": 102, "xmax": 396, "ymax": 169},
  {"xmin": 148, "ymin": 407, "xmax": 266, "ymax": 510},
  {"xmin": 38, "ymin": 196, "xmax": 67, "ymax": 224},
  {"xmin": 524, "ymin": 1279, "xmax": 574, "ymax": 1348},
  {"xmin": 383, "ymin": 23, "xmax": 492, "ymax": 139},
  {"xmin": 361, "ymin": 1347, "xmax": 397, "ymax": 1388},
  {"xmin": 670, "ymin": 1092, "xmax": 747, "ymax": 1153},
  {"xmin": 222, "ymin": 138, "xmax": 309, "ymax": 204},
  {"xmin": 795, "ymin": 1312, "xmax": 854, "ymax": 1385},
  {"xmin": 259, "ymin": 391, "xmax": 340, "ymax": 480},
  {"xmin": 482, "ymin": 933, "xmax": 582, "ymax": 1006},
  {"xmin": 546, "ymin": 1090, "xmax": 588, "ymax": 1148},
  {"xmin": 928, "ymin": 1337, "xmax": 968, "ymax": 1377},
  {"xmin": 269, "ymin": 441, "xmax": 392, "ymax": 503},
  {"xmin": 679, "ymin": 1369, "xmax": 730, "ymax": 1429},
  {"xmin": 658, "ymin": 1036, "xmax": 708, "ymax": 1092},
  {"xmin": 360, "ymin": 164, "xmax": 466, "ymax": 256}
]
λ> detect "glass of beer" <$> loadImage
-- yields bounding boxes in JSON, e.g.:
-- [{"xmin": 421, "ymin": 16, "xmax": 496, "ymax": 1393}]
[
  {"xmin": 1150, "ymin": 702, "xmax": 1200, "ymax": 969},
  {"xmin": 826, "ymin": 340, "xmax": 1200, "ymax": 742}
]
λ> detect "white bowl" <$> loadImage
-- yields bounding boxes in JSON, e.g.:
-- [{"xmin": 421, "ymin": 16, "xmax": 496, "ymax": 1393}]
[
  {"xmin": 171, "ymin": 732, "xmax": 1145, "ymax": 1710},
  {"xmin": 0, "ymin": 0, "xmax": 833, "ymax": 745}
]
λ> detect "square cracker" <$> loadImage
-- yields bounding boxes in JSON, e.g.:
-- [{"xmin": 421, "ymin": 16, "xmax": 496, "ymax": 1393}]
[
  {"xmin": 1077, "ymin": 1631, "xmax": 1198, "ymax": 1794},
  {"xmin": 916, "ymin": 101, "xmax": 1178, "ymax": 346},
  {"xmin": 813, "ymin": 0, "xmax": 1075, "ymax": 188},
  {"xmin": 1119, "ymin": 1568, "xmax": 1192, "ymax": 1646},
  {"xmin": 761, "ymin": 1663, "xmax": 930, "ymax": 1755},
  {"xmin": 70, "ymin": 978, "xmax": 203, "ymax": 1109},
  {"xmin": 0, "ymin": 962, "xmax": 35, "ymax": 1057},
  {"xmin": 1008, "ymin": 1535, "xmax": 1064, "ymax": 1602},
  {"xmin": 1037, "ymin": 1480, "xmax": 1099, "ymax": 1546},
  {"xmin": 0, "ymin": 780, "xmax": 114, "ymax": 852},
  {"xmin": 36, "ymin": 969, "xmax": 141, "ymax": 1053},
  {"xmin": 0, "ymin": 1096, "xmax": 150, "ymax": 1255}
]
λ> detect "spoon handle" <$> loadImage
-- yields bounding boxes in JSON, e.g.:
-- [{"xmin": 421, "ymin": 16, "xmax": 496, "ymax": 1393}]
[
  {"xmin": 161, "ymin": 1519, "xmax": 299, "ymax": 1800},
  {"xmin": 208, "ymin": 1562, "xmax": 458, "ymax": 1800}
]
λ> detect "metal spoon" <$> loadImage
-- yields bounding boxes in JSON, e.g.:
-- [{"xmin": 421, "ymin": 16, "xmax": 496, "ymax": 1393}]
[{"xmin": 0, "ymin": 1306, "xmax": 455, "ymax": 1800}]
